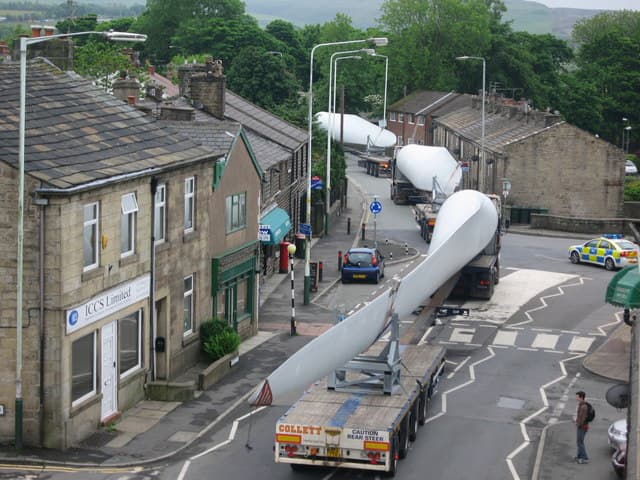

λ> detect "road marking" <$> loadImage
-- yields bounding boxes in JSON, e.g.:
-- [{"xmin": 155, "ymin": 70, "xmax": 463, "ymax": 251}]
[
  {"xmin": 531, "ymin": 334, "xmax": 559, "ymax": 350},
  {"xmin": 450, "ymin": 328, "xmax": 475, "ymax": 343},
  {"xmin": 510, "ymin": 275, "xmax": 588, "ymax": 328},
  {"xmin": 568, "ymin": 336, "xmax": 595, "ymax": 352},
  {"xmin": 446, "ymin": 356, "xmax": 470, "ymax": 379},
  {"xmin": 493, "ymin": 330, "xmax": 518, "ymax": 346},
  {"xmin": 418, "ymin": 326, "xmax": 433, "ymax": 345}
]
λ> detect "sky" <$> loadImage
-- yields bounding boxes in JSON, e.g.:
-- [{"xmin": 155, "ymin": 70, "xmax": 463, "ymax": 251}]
[{"xmin": 534, "ymin": 0, "xmax": 638, "ymax": 9}]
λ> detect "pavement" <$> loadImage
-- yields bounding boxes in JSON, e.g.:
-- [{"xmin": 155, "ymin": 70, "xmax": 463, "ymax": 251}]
[{"xmin": 0, "ymin": 190, "xmax": 632, "ymax": 479}]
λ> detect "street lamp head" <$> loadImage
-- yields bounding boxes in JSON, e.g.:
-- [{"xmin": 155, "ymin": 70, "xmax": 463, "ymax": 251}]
[
  {"xmin": 287, "ymin": 243, "xmax": 297, "ymax": 256},
  {"xmin": 368, "ymin": 37, "xmax": 389, "ymax": 47},
  {"xmin": 105, "ymin": 30, "xmax": 147, "ymax": 42},
  {"xmin": 456, "ymin": 56, "xmax": 470, "ymax": 60},
  {"xmin": 360, "ymin": 48, "xmax": 376, "ymax": 56},
  {"xmin": 626, "ymin": 126, "xmax": 633, "ymax": 131}
]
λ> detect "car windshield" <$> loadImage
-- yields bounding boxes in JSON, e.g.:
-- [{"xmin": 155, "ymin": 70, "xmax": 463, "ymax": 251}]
[
  {"xmin": 347, "ymin": 252, "xmax": 373, "ymax": 266},
  {"xmin": 616, "ymin": 240, "xmax": 637, "ymax": 250}
]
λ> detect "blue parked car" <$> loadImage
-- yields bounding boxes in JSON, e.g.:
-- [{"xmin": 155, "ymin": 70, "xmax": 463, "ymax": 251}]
[{"xmin": 341, "ymin": 247, "xmax": 385, "ymax": 284}]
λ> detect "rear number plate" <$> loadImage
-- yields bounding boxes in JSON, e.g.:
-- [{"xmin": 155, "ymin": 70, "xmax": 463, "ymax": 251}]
[
  {"xmin": 353, "ymin": 274, "xmax": 366, "ymax": 279},
  {"xmin": 327, "ymin": 447, "xmax": 341, "ymax": 457}
]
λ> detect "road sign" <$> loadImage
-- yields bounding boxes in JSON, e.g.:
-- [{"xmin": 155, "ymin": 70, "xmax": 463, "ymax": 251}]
[
  {"xmin": 258, "ymin": 224, "xmax": 270, "ymax": 242},
  {"xmin": 311, "ymin": 176, "xmax": 323, "ymax": 190},
  {"xmin": 369, "ymin": 200, "xmax": 382, "ymax": 214},
  {"xmin": 299, "ymin": 223, "xmax": 311, "ymax": 235}
]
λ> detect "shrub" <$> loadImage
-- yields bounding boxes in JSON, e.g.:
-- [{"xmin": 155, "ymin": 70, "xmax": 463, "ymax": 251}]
[{"xmin": 200, "ymin": 319, "xmax": 240, "ymax": 362}]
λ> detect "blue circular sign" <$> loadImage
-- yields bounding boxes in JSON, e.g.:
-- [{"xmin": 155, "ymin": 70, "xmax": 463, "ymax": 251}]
[
  {"xmin": 370, "ymin": 200, "xmax": 382, "ymax": 214},
  {"xmin": 68, "ymin": 310, "xmax": 79, "ymax": 326}
]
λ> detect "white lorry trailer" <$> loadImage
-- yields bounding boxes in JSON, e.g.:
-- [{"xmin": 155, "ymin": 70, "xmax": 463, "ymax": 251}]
[{"xmin": 274, "ymin": 341, "xmax": 445, "ymax": 476}]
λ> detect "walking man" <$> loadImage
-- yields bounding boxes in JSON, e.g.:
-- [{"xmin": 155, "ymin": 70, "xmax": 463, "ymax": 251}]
[{"xmin": 574, "ymin": 391, "xmax": 589, "ymax": 464}]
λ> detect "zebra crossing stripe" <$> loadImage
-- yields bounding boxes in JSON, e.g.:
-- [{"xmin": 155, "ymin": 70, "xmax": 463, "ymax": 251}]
[
  {"xmin": 568, "ymin": 336, "xmax": 595, "ymax": 352},
  {"xmin": 531, "ymin": 333, "xmax": 559, "ymax": 350},
  {"xmin": 493, "ymin": 330, "xmax": 518, "ymax": 346}
]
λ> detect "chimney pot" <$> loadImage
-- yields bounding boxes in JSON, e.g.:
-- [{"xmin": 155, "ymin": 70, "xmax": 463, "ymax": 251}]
[{"xmin": 127, "ymin": 95, "xmax": 136, "ymax": 105}]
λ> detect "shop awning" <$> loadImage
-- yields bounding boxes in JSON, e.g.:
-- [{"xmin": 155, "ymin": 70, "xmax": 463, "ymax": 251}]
[
  {"xmin": 260, "ymin": 207, "xmax": 292, "ymax": 245},
  {"xmin": 606, "ymin": 266, "xmax": 640, "ymax": 308}
]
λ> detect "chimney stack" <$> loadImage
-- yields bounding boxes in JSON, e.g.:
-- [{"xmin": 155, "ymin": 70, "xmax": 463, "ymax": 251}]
[
  {"xmin": 189, "ymin": 58, "xmax": 226, "ymax": 119},
  {"xmin": 113, "ymin": 72, "xmax": 141, "ymax": 103}
]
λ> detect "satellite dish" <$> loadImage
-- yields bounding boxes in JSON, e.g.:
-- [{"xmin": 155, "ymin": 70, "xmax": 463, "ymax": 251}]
[{"xmin": 606, "ymin": 383, "xmax": 630, "ymax": 409}]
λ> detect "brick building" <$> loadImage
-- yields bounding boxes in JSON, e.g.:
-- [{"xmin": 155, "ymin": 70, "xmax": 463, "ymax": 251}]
[
  {"xmin": 386, "ymin": 91, "xmax": 470, "ymax": 146},
  {"xmin": 433, "ymin": 95, "xmax": 625, "ymax": 218},
  {"xmin": 0, "ymin": 59, "xmax": 261, "ymax": 448}
]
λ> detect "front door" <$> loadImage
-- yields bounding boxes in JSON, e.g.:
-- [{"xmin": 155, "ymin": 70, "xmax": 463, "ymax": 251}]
[
  {"xmin": 225, "ymin": 285, "xmax": 237, "ymax": 330},
  {"xmin": 101, "ymin": 321, "xmax": 118, "ymax": 421}
]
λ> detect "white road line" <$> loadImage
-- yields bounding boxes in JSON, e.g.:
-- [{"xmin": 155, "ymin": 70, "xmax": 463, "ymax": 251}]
[
  {"xmin": 450, "ymin": 327, "xmax": 475, "ymax": 343},
  {"xmin": 531, "ymin": 328, "xmax": 552, "ymax": 332},
  {"xmin": 424, "ymin": 348, "xmax": 495, "ymax": 424},
  {"xmin": 568, "ymin": 336, "xmax": 595, "ymax": 352},
  {"xmin": 510, "ymin": 276, "xmax": 588, "ymax": 328},
  {"xmin": 418, "ymin": 326, "xmax": 433, "ymax": 346},
  {"xmin": 446, "ymin": 356, "xmax": 470, "ymax": 379},
  {"xmin": 561, "ymin": 330, "xmax": 580, "ymax": 334},
  {"xmin": 493, "ymin": 330, "xmax": 518, "ymax": 346},
  {"xmin": 531, "ymin": 334, "xmax": 559, "ymax": 350},
  {"xmin": 517, "ymin": 347, "xmax": 537, "ymax": 352},
  {"xmin": 596, "ymin": 311, "xmax": 623, "ymax": 336}
]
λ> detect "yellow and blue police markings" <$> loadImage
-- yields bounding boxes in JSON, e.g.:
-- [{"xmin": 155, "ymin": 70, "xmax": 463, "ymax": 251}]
[{"xmin": 569, "ymin": 234, "xmax": 638, "ymax": 270}]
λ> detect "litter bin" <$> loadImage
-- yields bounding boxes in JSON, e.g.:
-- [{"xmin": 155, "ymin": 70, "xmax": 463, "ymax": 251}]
[
  {"xmin": 295, "ymin": 234, "xmax": 306, "ymax": 259},
  {"xmin": 279, "ymin": 241, "xmax": 291, "ymax": 273}
]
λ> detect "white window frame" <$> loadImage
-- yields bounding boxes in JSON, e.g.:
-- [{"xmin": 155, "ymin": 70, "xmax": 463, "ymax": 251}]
[
  {"xmin": 408, "ymin": 113, "xmax": 415, "ymax": 124},
  {"xmin": 184, "ymin": 177, "xmax": 195, "ymax": 232},
  {"xmin": 417, "ymin": 114, "xmax": 425, "ymax": 126},
  {"xmin": 154, "ymin": 184, "xmax": 166, "ymax": 244},
  {"xmin": 71, "ymin": 331, "xmax": 97, "ymax": 407},
  {"xmin": 184, "ymin": 275, "xmax": 194, "ymax": 336},
  {"xmin": 390, "ymin": 111, "xmax": 396, "ymax": 122},
  {"xmin": 83, "ymin": 202, "xmax": 99, "ymax": 271},
  {"xmin": 120, "ymin": 192, "xmax": 138, "ymax": 258},
  {"xmin": 119, "ymin": 310, "xmax": 142, "ymax": 379},
  {"xmin": 225, "ymin": 192, "xmax": 247, "ymax": 233},
  {"xmin": 397, "ymin": 136, "xmax": 403, "ymax": 146},
  {"xmin": 398, "ymin": 112, "xmax": 404, "ymax": 123}
]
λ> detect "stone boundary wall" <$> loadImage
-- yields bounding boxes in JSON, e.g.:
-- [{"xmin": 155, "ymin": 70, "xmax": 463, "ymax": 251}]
[{"xmin": 530, "ymin": 214, "xmax": 632, "ymax": 234}]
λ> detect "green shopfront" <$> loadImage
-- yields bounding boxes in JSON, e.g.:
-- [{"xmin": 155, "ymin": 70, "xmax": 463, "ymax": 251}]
[{"xmin": 212, "ymin": 240, "xmax": 259, "ymax": 338}]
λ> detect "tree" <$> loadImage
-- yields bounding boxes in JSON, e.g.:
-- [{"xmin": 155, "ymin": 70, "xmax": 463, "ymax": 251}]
[
  {"xmin": 74, "ymin": 41, "xmax": 142, "ymax": 91},
  {"xmin": 556, "ymin": 10, "xmax": 640, "ymax": 149},
  {"xmin": 227, "ymin": 46, "xmax": 302, "ymax": 110}
]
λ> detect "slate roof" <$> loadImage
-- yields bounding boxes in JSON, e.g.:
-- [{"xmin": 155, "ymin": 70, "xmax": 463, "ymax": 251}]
[
  {"xmin": 435, "ymin": 105, "xmax": 564, "ymax": 155},
  {"xmin": 389, "ymin": 91, "xmax": 471, "ymax": 117},
  {"xmin": 0, "ymin": 59, "xmax": 219, "ymax": 191}
]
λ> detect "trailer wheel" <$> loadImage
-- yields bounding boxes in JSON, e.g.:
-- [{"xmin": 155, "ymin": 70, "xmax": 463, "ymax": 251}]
[
  {"xmin": 418, "ymin": 389, "xmax": 429, "ymax": 426},
  {"xmin": 408, "ymin": 401, "xmax": 419, "ymax": 442},
  {"xmin": 398, "ymin": 413, "xmax": 410, "ymax": 459}
]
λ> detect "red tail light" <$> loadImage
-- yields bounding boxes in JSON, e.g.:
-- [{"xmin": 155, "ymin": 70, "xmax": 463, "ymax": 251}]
[
  {"xmin": 371, "ymin": 255, "xmax": 378, "ymax": 266},
  {"xmin": 344, "ymin": 254, "xmax": 349, "ymax": 264}
]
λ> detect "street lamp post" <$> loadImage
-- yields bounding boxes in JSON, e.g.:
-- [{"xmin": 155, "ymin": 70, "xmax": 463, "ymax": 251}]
[
  {"xmin": 625, "ymin": 126, "xmax": 632, "ymax": 155},
  {"xmin": 287, "ymin": 243, "xmax": 297, "ymax": 335},
  {"xmin": 371, "ymin": 54, "xmax": 389, "ymax": 129},
  {"xmin": 456, "ymin": 56, "xmax": 485, "ymax": 192},
  {"xmin": 15, "ymin": 29, "xmax": 146, "ymax": 450},
  {"xmin": 305, "ymin": 37, "xmax": 388, "ymax": 304},
  {"xmin": 325, "ymin": 49, "xmax": 373, "ymax": 236}
]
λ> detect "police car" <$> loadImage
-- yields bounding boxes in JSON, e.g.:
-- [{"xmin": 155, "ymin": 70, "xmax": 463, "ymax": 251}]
[{"xmin": 568, "ymin": 234, "xmax": 639, "ymax": 271}]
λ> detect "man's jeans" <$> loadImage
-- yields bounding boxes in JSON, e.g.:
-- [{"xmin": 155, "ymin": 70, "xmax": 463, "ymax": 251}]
[{"xmin": 576, "ymin": 426, "xmax": 588, "ymax": 460}]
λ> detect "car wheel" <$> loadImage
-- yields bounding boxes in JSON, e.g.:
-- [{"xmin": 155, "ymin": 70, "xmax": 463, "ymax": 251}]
[
  {"xmin": 381, "ymin": 265, "xmax": 385, "ymax": 278},
  {"xmin": 570, "ymin": 251, "xmax": 580, "ymax": 264},
  {"xmin": 605, "ymin": 257, "xmax": 616, "ymax": 271},
  {"xmin": 375, "ymin": 272, "xmax": 380, "ymax": 284}
]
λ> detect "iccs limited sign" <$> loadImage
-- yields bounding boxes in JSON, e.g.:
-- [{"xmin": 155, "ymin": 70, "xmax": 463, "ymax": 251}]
[{"xmin": 65, "ymin": 274, "xmax": 150, "ymax": 334}]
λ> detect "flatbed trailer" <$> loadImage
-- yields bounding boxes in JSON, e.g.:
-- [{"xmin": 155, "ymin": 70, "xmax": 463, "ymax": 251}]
[
  {"xmin": 358, "ymin": 154, "xmax": 392, "ymax": 177},
  {"xmin": 275, "ymin": 343, "xmax": 445, "ymax": 476}
]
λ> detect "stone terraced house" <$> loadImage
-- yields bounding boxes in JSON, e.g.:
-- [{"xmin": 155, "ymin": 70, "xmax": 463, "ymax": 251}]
[{"xmin": 0, "ymin": 58, "xmax": 262, "ymax": 449}]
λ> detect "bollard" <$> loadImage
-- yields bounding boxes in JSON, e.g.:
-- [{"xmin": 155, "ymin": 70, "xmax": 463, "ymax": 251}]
[
  {"xmin": 404, "ymin": 242, "xmax": 409, "ymax": 255},
  {"xmin": 361, "ymin": 222, "xmax": 366, "ymax": 241},
  {"xmin": 338, "ymin": 250, "xmax": 343, "ymax": 271},
  {"xmin": 390, "ymin": 252, "xmax": 393, "ymax": 260},
  {"xmin": 385, "ymin": 238, "xmax": 389, "ymax": 245},
  {"xmin": 347, "ymin": 217, "xmax": 351, "ymax": 235}
]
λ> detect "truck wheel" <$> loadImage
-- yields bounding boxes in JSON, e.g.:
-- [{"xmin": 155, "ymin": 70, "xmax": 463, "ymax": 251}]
[
  {"xmin": 418, "ymin": 390, "xmax": 429, "ymax": 425},
  {"xmin": 398, "ymin": 413, "xmax": 410, "ymax": 459},
  {"xmin": 408, "ymin": 401, "xmax": 419, "ymax": 442}
]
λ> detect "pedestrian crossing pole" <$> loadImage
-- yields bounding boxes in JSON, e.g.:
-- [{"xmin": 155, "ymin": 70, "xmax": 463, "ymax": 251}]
[{"xmin": 288, "ymin": 244, "xmax": 297, "ymax": 336}]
